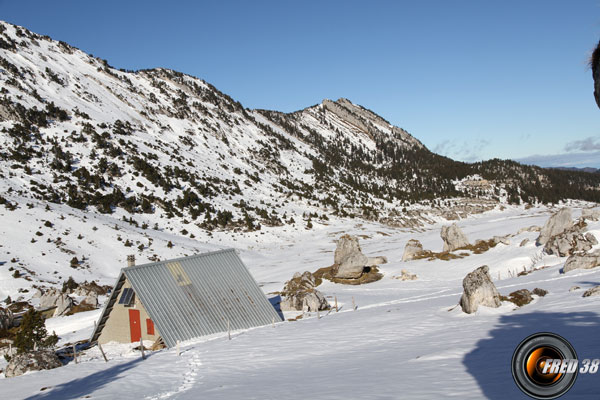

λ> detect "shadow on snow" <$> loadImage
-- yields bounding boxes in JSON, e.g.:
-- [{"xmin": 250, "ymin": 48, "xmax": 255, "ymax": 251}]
[
  {"xmin": 463, "ymin": 311, "xmax": 600, "ymax": 399},
  {"xmin": 24, "ymin": 356, "xmax": 145, "ymax": 400}
]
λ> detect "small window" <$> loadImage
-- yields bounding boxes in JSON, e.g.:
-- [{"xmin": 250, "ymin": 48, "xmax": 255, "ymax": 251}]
[
  {"xmin": 146, "ymin": 318, "xmax": 155, "ymax": 335},
  {"xmin": 118, "ymin": 288, "xmax": 135, "ymax": 306}
]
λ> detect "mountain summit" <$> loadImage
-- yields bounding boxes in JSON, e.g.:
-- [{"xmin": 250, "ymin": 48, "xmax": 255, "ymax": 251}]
[{"xmin": 0, "ymin": 19, "xmax": 599, "ymax": 233}]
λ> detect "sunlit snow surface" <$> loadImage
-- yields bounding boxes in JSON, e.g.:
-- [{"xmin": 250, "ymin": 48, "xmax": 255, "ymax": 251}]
[{"xmin": 1, "ymin": 204, "xmax": 599, "ymax": 399}]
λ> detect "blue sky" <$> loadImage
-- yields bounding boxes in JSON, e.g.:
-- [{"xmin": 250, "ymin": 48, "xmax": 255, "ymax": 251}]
[{"xmin": 2, "ymin": 1, "xmax": 599, "ymax": 167}]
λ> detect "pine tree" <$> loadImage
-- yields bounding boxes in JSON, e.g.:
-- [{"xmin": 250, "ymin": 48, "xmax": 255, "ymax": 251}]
[{"xmin": 14, "ymin": 309, "xmax": 58, "ymax": 354}]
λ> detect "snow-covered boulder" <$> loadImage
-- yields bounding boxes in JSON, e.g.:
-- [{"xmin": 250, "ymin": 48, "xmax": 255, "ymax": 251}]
[
  {"xmin": 563, "ymin": 250, "xmax": 600, "ymax": 273},
  {"xmin": 536, "ymin": 207, "xmax": 573, "ymax": 246},
  {"xmin": 334, "ymin": 235, "xmax": 387, "ymax": 279},
  {"xmin": 459, "ymin": 266, "xmax": 501, "ymax": 314},
  {"xmin": 4, "ymin": 350, "xmax": 62, "ymax": 378},
  {"xmin": 280, "ymin": 271, "xmax": 329, "ymax": 312},
  {"xmin": 583, "ymin": 286, "xmax": 600, "ymax": 298},
  {"xmin": 441, "ymin": 223, "xmax": 469, "ymax": 252},
  {"xmin": 402, "ymin": 239, "xmax": 424, "ymax": 261}
]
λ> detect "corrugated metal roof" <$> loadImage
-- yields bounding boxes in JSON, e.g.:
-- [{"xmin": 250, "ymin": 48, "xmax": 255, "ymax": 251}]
[{"xmin": 91, "ymin": 249, "xmax": 282, "ymax": 347}]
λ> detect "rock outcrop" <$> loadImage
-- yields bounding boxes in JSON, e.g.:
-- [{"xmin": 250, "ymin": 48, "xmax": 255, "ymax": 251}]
[
  {"xmin": 544, "ymin": 219, "xmax": 593, "ymax": 257},
  {"xmin": 583, "ymin": 286, "xmax": 600, "ymax": 298},
  {"xmin": 334, "ymin": 235, "xmax": 387, "ymax": 279},
  {"xmin": 519, "ymin": 238, "xmax": 530, "ymax": 247},
  {"xmin": 38, "ymin": 288, "xmax": 62, "ymax": 310},
  {"xmin": 563, "ymin": 250, "xmax": 600, "ymax": 273},
  {"xmin": 4, "ymin": 350, "xmax": 62, "ymax": 378},
  {"xmin": 459, "ymin": 266, "xmax": 501, "ymax": 314},
  {"xmin": 402, "ymin": 239, "xmax": 424, "ymax": 261},
  {"xmin": 52, "ymin": 294, "xmax": 73, "ymax": 317},
  {"xmin": 280, "ymin": 271, "xmax": 329, "ymax": 312},
  {"xmin": 441, "ymin": 223, "xmax": 469, "ymax": 252},
  {"xmin": 536, "ymin": 207, "xmax": 573, "ymax": 246},
  {"xmin": 504, "ymin": 289, "xmax": 533, "ymax": 307}
]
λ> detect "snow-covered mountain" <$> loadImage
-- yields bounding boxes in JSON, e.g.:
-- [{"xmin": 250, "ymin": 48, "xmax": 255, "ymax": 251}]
[
  {"xmin": 1, "ymin": 20, "xmax": 600, "ymax": 399},
  {"xmin": 0, "ymin": 19, "xmax": 599, "ymax": 298}
]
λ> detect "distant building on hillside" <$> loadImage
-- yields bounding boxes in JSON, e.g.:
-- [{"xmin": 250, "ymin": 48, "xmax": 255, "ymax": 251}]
[{"xmin": 90, "ymin": 249, "xmax": 282, "ymax": 348}]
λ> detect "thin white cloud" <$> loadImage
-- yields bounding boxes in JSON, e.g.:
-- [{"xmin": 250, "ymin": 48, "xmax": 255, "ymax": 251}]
[
  {"xmin": 564, "ymin": 136, "xmax": 600, "ymax": 152},
  {"xmin": 515, "ymin": 151, "xmax": 600, "ymax": 168}
]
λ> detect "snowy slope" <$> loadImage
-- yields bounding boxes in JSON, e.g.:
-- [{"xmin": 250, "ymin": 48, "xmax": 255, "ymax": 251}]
[{"xmin": 1, "ymin": 205, "xmax": 599, "ymax": 399}]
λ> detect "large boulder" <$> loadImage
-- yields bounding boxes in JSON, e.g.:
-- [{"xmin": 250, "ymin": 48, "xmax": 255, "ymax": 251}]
[
  {"xmin": 544, "ymin": 220, "xmax": 593, "ymax": 257},
  {"xmin": 441, "ymin": 223, "xmax": 469, "ymax": 252},
  {"xmin": 38, "ymin": 288, "xmax": 62, "ymax": 310},
  {"xmin": 459, "ymin": 266, "xmax": 501, "ymax": 314},
  {"xmin": 583, "ymin": 286, "xmax": 600, "ymax": 298},
  {"xmin": 536, "ymin": 208, "xmax": 573, "ymax": 246},
  {"xmin": 280, "ymin": 271, "xmax": 329, "ymax": 312},
  {"xmin": 52, "ymin": 294, "xmax": 73, "ymax": 317},
  {"xmin": 402, "ymin": 239, "xmax": 424, "ymax": 261},
  {"xmin": 334, "ymin": 235, "xmax": 387, "ymax": 279},
  {"xmin": 563, "ymin": 250, "xmax": 600, "ymax": 273},
  {"xmin": 4, "ymin": 350, "xmax": 62, "ymax": 378}
]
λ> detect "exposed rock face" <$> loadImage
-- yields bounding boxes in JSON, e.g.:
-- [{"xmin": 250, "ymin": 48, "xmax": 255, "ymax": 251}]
[
  {"xmin": 38, "ymin": 288, "xmax": 62, "ymax": 310},
  {"xmin": 519, "ymin": 238, "xmax": 530, "ymax": 247},
  {"xmin": 4, "ymin": 350, "xmax": 62, "ymax": 378},
  {"xmin": 52, "ymin": 294, "xmax": 73, "ymax": 317},
  {"xmin": 582, "ymin": 208, "xmax": 600, "ymax": 221},
  {"xmin": 563, "ymin": 250, "xmax": 600, "ymax": 273},
  {"xmin": 441, "ymin": 223, "xmax": 469, "ymax": 252},
  {"xmin": 395, "ymin": 269, "xmax": 417, "ymax": 281},
  {"xmin": 583, "ymin": 286, "xmax": 600, "ymax": 298},
  {"xmin": 545, "ymin": 220, "xmax": 593, "ymax": 257},
  {"xmin": 334, "ymin": 235, "xmax": 387, "ymax": 279},
  {"xmin": 536, "ymin": 208, "xmax": 573, "ymax": 246},
  {"xmin": 402, "ymin": 239, "xmax": 424, "ymax": 261},
  {"xmin": 459, "ymin": 266, "xmax": 501, "ymax": 314},
  {"xmin": 280, "ymin": 271, "xmax": 329, "ymax": 312},
  {"xmin": 0, "ymin": 307, "xmax": 13, "ymax": 330}
]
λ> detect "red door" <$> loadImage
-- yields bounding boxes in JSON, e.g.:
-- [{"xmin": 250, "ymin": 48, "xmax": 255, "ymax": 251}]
[{"xmin": 129, "ymin": 309, "xmax": 141, "ymax": 343}]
